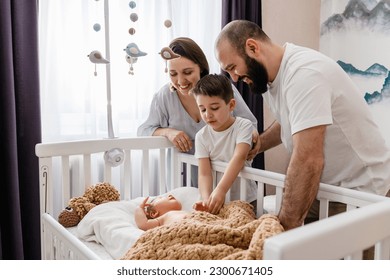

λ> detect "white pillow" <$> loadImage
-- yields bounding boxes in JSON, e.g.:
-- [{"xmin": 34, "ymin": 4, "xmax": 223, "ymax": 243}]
[
  {"xmin": 77, "ymin": 187, "xmax": 200, "ymax": 259},
  {"xmin": 167, "ymin": 186, "xmax": 201, "ymax": 211}
]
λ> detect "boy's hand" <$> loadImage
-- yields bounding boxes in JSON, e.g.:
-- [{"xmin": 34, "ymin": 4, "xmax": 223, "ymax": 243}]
[{"xmin": 207, "ymin": 188, "xmax": 226, "ymax": 214}]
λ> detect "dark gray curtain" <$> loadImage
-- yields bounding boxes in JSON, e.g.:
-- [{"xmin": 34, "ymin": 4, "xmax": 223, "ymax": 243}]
[
  {"xmin": 221, "ymin": 0, "xmax": 264, "ymax": 169},
  {"xmin": 0, "ymin": 0, "xmax": 41, "ymax": 259}
]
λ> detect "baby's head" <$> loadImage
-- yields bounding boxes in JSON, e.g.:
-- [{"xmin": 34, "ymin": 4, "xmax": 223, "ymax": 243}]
[{"xmin": 143, "ymin": 194, "xmax": 182, "ymax": 219}]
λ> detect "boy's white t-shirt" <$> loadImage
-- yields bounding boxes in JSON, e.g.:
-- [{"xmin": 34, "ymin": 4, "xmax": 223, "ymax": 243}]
[{"xmin": 195, "ymin": 117, "xmax": 257, "ymax": 202}]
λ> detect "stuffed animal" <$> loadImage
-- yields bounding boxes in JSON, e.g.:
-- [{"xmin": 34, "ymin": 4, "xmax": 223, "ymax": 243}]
[{"xmin": 58, "ymin": 182, "xmax": 120, "ymax": 227}]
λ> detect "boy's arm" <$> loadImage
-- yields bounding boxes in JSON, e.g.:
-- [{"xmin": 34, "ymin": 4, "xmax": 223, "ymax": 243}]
[
  {"xmin": 208, "ymin": 142, "xmax": 251, "ymax": 214},
  {"xmin": 193, "ymin": 158, "xmax": 213, "ymax": 211},
  {"xmin": 198, "ymin": 157, "xmax": 213, "ymax": 201}
]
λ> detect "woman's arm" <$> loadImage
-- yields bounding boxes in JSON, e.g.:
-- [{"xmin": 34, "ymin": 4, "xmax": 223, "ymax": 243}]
[{"xmin": 153, "ymin": 127, "xmax": 192, "ymax": 152}]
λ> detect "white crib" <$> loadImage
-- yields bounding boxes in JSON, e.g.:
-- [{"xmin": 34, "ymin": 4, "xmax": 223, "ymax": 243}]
[{"xmin": 35, "ymin": 136, "xmax": 390, "ymax": 260}]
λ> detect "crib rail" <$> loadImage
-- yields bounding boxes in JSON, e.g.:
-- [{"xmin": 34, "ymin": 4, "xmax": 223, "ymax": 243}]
[
  {"xmin": 263, "ymin": 200, "xmax": 390, "ymax": 260},
  {"xmin": 175, "ymin": 152, "xmax": 388, "ymax": 217},
  {"xmin": 41, "ymin": 213, "xmax": 100, "ymax": 260}
]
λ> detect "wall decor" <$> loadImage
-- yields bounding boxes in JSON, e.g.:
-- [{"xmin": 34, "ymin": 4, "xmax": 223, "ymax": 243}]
[{"xmin": 320, "ymin": 0, "xmax": 390, "ymax": 146}]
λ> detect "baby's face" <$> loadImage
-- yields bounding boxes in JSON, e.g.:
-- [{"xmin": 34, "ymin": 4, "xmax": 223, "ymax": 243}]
[{"xmin": 151, "ymin": 194, "xmax": 182, "ymax": 216}]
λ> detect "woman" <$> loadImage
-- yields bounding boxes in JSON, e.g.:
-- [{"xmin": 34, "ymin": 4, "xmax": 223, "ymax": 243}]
[{"xmin": 137, "ymin": 37, "xmax": 259, "ymax": 186}]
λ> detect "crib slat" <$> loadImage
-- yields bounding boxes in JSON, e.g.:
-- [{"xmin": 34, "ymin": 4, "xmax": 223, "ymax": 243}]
[
  {"xmin": 159, "ymin": 149, "xmax": 166, "ymax": 194},
  {"xmin": 61, "ymin": 156, "xmax": 70, "ymax": 210},
  {"xmin": 104, "ymin": 164, "xmax": 112, "ymax": 183},
  {"xmin": 122, "ymin": 150, "xmax": 132, "ymax": 200},
  {"xmin": 142, "ymin": 149, "xmax": 149, "ymax": 196},
  {"xmin": 375, "ymin": 237, "xmax": 390, "ymax": 259},
  {"xmin": 275, "ymin": 187, "xmax": 283, "ymax": 213},
  {"xmin": 257, "ymin": 182, "xmax": 264, "ymax": 216},
  {"xmin": 239, "ymin": 177, "xmax": 247, "ymax": 201},
  {"xmin": 83, "ymin": 154, "xmax": 92, "ymax": 188}
]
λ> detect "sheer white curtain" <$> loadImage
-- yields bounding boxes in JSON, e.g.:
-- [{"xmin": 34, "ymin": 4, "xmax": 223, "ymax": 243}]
[{"xmin": 39, "ymin": 0, "xmax": 222, "ymax": 142}]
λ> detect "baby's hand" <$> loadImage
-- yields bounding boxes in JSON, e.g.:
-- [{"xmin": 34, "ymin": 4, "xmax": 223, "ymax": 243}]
[
  {"xmin": 140, "ymin": 196, "xmax": 150, "ymax": 208},
  {"xmin": 193, "ymin": 201, "xmax": 209, "ymax": 212}
]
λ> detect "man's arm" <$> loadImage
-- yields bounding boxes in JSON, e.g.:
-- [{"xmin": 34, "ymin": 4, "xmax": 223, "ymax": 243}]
[
  {"xmin": 258, "ymin": 121, "xmax": 283, "ymax": 153},
  {"xmin": 277, "ymin": 125, "xmax": 326, "ymax": 230}
]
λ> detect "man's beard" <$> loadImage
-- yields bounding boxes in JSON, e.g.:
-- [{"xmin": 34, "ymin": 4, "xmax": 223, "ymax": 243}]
[{"xmin": 241, "ymin": 55, "xmax": 269, "ymax": 94}]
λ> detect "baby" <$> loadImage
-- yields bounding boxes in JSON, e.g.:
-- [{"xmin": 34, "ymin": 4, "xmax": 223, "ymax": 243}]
[{"xmin": 135, "ymin": 194, "xmax": 208, "ymax": 230}]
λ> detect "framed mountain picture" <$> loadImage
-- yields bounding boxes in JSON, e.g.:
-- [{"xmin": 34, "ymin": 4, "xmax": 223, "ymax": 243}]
[{"xmin": 320, "ymin": 0, "xmax": 390, "ymax": 146}]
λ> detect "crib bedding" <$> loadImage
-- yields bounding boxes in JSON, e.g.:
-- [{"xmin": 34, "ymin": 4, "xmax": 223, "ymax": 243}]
[
  {"xmin": 67, "ymin": 227, "xmax": 113, "ymax": 259},
  {"xmin": 121, "ymin": 200, "xmax": 284, "ymax": 260},
  {"xmin": 77, "ymin": 186, "xmax": 201, "ymax": 259}
]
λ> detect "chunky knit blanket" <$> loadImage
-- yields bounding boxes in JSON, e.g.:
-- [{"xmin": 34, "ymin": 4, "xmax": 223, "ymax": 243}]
[{"xmin": 120, "ymin": 200, "xmax": 284, "ymax": 260}]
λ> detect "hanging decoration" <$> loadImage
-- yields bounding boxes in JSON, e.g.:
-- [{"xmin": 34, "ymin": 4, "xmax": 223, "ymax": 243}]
[
  {"xmin": 84, "ymin": 0, "xmax": 175, "ymax": 141},
  {"xmin": 159, "ymin": 47, "xmax": 180, "ymax": 73},
  {"xmin": 88, "ymin": 50, "xmax": 109, "ymax": 76},
  {"xmin": 164, "ymin": 19, "xmax": 172, "ymax": 28},
  {"xmin": 92, "ymin": 0, "xmax": 101, "ymax": 32},
  {"xmin": 124, "ymin": 42, "xmax": 147, "ymax": 75},
  {"xmin": 93, "ymin": 23, "xmax": 101, "ymax": 32},
  {"xmin": 123, "ymin": 0, "xmax": 147, "ymax": 75},
  {"xmin": 159, "ymin": 17, "xmax": 176, "ymax": 72}
]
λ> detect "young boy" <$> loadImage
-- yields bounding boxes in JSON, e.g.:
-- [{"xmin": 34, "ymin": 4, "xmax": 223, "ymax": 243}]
[{"xmin": 191, "ymin": 74, "xmax": 257, "ymax": 214}]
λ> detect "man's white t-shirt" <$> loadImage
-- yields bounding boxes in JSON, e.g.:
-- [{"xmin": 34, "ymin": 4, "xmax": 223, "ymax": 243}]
[
  {"xmin": 263, "ymin": 43, "xmax": 390, "ymax": 195},
  {"xmin": 195, "ymin": 117, "xmax": 257, "ymax": 202}
]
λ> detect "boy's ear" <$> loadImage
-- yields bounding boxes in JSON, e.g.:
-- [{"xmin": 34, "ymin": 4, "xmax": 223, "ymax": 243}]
[{"xmin": 229, "ymin": 98, "xmax": 236, "ymax": 111}]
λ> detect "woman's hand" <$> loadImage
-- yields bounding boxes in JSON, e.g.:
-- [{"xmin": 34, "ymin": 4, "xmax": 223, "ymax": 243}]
[
  {"xmin": 247, "ymin": 130, "xmax": 260, "ymax": 161},
  {"xmin": 166, "ymin": 129, "xmax": 193, "ymax": 152}
]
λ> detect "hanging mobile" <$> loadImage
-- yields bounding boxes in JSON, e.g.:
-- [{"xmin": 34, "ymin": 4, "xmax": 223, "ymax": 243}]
[
  {"xmin": 159, "ymin": 47, "xmax": 180, "ymax": 73},
  {"xmin": 88, "ymin": 50, "xmax": 109, "ymax": 76},
  {"xmin": 125, "ymin": 55, "xmax": 138, "ymax": 75},
  {"xmin": 123, "ymin": 42, "xmax": 147, "ymax": 75}
]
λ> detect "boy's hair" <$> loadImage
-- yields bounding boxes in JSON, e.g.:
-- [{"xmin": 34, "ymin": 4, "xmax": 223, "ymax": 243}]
[{"xmin": 191, "ymin": 74, "xmax": 233, "ymax": 104}]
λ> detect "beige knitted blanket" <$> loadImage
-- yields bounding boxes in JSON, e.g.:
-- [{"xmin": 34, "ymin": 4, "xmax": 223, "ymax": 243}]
[{"xmin": 121, "ymin": 200, "xmax": 284, "ymax": 260}]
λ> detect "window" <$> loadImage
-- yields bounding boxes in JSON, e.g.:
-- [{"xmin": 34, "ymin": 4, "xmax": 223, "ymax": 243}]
[{"xmin": 39, "ymin": 0, "xmax": 222, "ymax": 142}]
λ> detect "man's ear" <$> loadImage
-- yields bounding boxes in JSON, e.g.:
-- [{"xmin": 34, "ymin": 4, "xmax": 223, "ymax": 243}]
[{"xmin": 245, "ymin": 38, "xmax": 259, "ymax": 57}]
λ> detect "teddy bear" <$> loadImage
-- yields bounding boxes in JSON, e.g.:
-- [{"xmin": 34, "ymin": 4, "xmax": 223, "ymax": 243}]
[{"xmin": 58, "ymin": 182, "xmax": 120, "ymax": 227}]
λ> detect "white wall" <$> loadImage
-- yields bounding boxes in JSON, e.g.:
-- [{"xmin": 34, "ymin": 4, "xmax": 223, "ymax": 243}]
[{"xmin": 261, "ymin": 0, "xmax": 321, "ymax": 174}]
